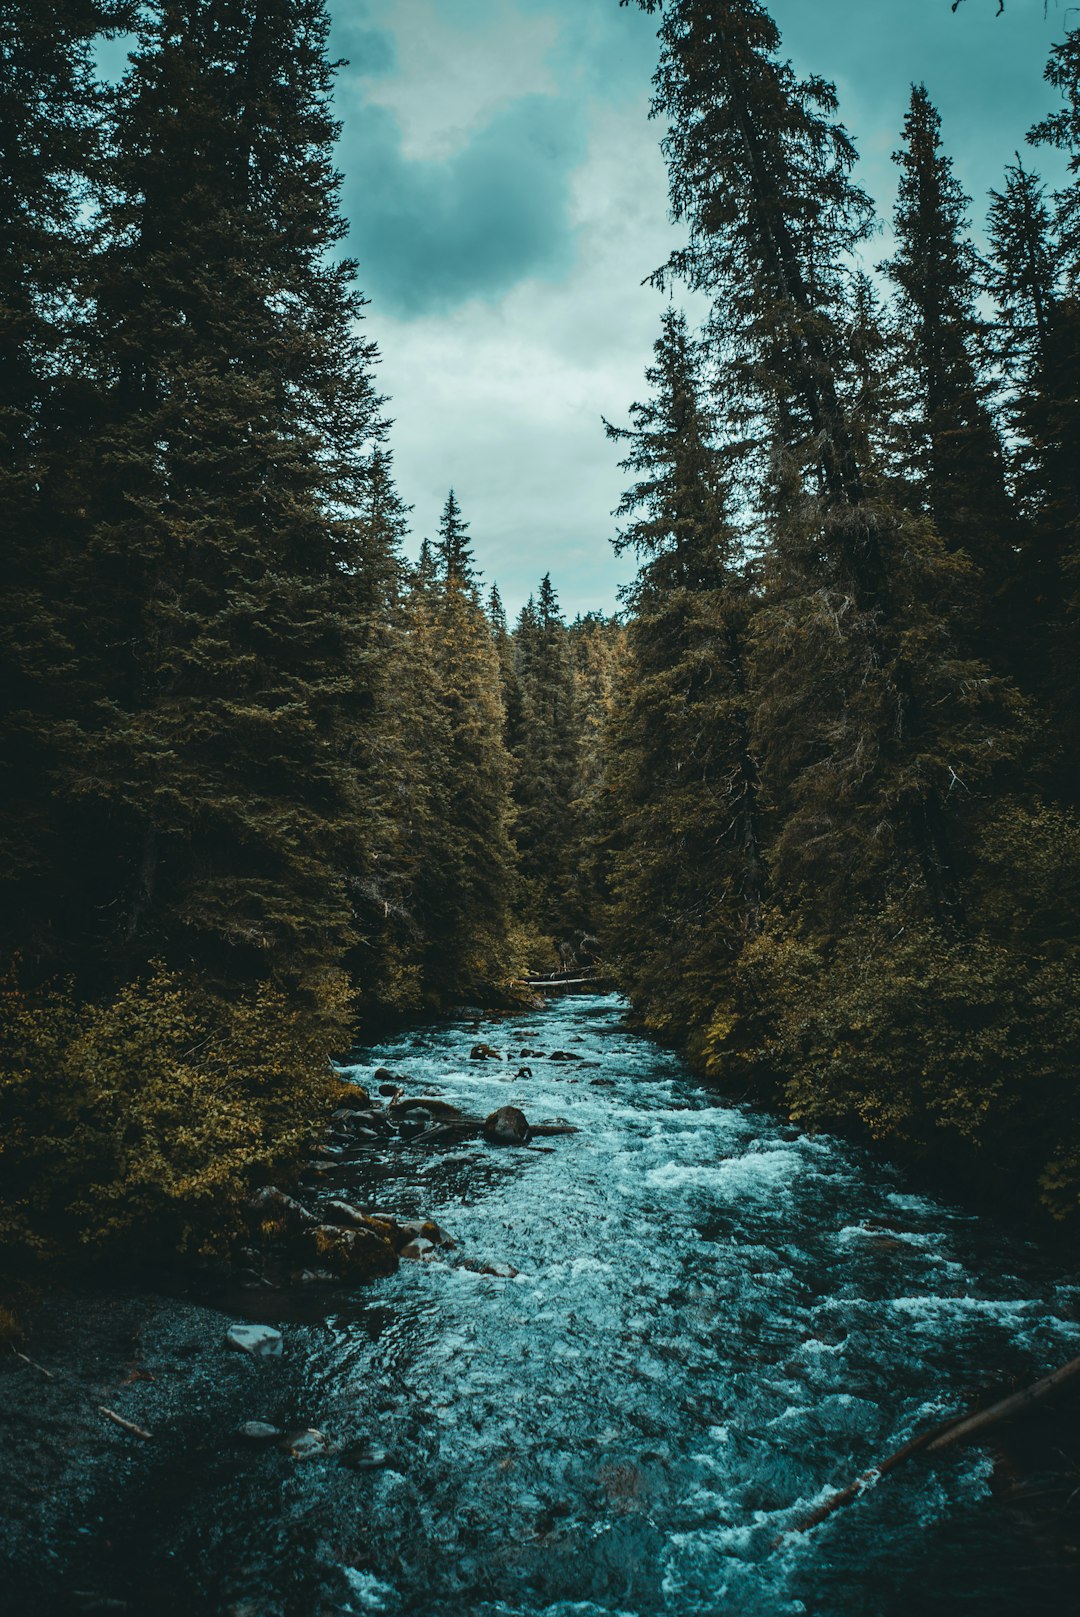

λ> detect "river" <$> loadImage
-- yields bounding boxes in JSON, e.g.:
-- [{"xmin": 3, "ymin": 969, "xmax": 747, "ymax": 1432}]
[{"xmin": 33, "ymin": 992, "xmax": 1080, "ymax": 1616}]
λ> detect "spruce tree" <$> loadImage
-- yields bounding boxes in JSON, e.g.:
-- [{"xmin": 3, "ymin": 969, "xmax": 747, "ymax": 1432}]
[
  {"xmin": 46, "ymin": 0, "xmax": 390, "ymax": 995},
  {"xmin": 415, "ymin": 493, "xmax": 518, "ymax": 1001},
  {"xmin": 630, "ymin": 0, "xmax": 1011, "ymax": 932},
  {"xmin": 602, "ymin": 307, "xmax": 767, "ymax": 1070},
  {"xmin": 986, "ymin": 158, "xmax": 1079, "ymax": 764},
  {"xmin": 511, "ymin": 574, "xmax": 581, "ymax": 942},
  {"xmin": 0, "ymin": 1, "xmax": 126, "ymax": 969},
  {"xmin": 621, "ymin": 0, "xmax": 1080, "ymax": 1214},
  {"xmin": 883, "ymin": 85, "xmax": 1014, "ymax": 636}
]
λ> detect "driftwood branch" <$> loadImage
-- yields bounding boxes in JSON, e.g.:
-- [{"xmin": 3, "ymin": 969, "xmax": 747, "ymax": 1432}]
[
  {"xmin": 97, "ymin": 1405, "xmax": 154, "ymax": 1441},
  {"xmin": 12, "ymin": 1347, "xmax": 154, "ymax": 1440},
  {"xmin": 785, "ymin": 1350, "xmax": 1080, "ymax": 1540}
]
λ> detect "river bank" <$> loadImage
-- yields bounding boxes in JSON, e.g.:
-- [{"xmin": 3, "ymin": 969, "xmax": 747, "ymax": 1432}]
[{"xmin": 3, "ymin": 994, "xmax": 1080, "ymax": 1617}]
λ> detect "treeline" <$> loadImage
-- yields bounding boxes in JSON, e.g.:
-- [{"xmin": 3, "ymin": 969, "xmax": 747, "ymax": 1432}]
[
  {"xmin": 0, "ymin": 0, "xmax": 614, "ymax": 1261},
  {"xmin": 602, "ymin": 1, "xmax": 1080, "ymax": 1218}
]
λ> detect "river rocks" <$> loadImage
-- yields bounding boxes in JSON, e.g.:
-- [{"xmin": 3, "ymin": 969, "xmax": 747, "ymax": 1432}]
[
  {"xmin": 246, "ymin": 1186, "xmax": 314, "ymax": 1234},
  {"xmin": 235, "ymin": 1421, "xmax": 283, "ymax": 1442},
  {"xmin": 321, "ymin": 1198, "xmax": 370, "ymax": 1228},
  {"xmin": 340, "ymin": 1439, "xmax": 390, "ymax": 1471},
  {"xmin": 514, "ymin": 1066, "xmax": 533, "ymax": 1079},
  {"xmin": 285, "ymin": 1427, "xmax": 333, "ymax": 1460},
  {"xmin": 304, "ymin": 1224, "xmax": 398, "ymax": 1281},
  {"xmin": 399, "ymin": 1237, "xmax": 436, "ymax": 1260},
  {"xmin": 465, "ymin": 1259, "xmax": 519, "ymax": 1279},
  {"xmin": 483, "ymin": 1106, "xmax": 531, "ymax": 1145},
  {"xmin": 548, "ymin": 1050, "xmax": 582, "ymax": 1063},
  {"xmin": 531, "ymin": 1119, "xmax": 579, "ymax": 1137},
  {"xmin": 391, "ymin": 1218, "xmax": 455, "ymax": 1251},
  {"xmin": 225, "ymin": 1324, "xmax": 283, "ymax": 1358},
  {"xmin": 391, "ymin": 1096, "xmax": 465, "ymax": 1120},
  {"xmin": 471, "ymin": 1043, "xmax": 502, "ymax": 1061},
  {"xmin": 397, "ymin": 1108, "xmax": 437, "ymax": 1141}
]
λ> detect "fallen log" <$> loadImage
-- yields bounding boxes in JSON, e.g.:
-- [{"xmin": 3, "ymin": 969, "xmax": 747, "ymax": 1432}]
[{"xmin": 784, "ymin": 1349, "xmax": 1080, "ymax": 1540}]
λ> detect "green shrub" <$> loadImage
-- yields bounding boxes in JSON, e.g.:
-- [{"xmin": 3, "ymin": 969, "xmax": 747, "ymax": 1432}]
[{"xmin": 0, "ymin": 962, "xmax": 353, "ymax": 1262}]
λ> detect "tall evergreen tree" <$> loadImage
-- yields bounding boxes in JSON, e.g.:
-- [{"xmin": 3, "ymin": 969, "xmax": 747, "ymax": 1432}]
[
  {"xmin": 43, "ymin": 0, "xmax": 390, "ymax": 994},
  {"xmin": 0, "ymin": 1, "xmax": 128, "ymax": 968},
  {"xmin": 412, "ymin": 495, "xmax": 518, "ymax": 1001},
  {"xmin": 602, "ymin": 307, "xmax": 767, "ymax": 1069},
  {"xmin": 1024, "ymin": 35, "xmax": 1080, "ymax": 793},
  {"xmin": 435, "ymin": 488, "xmax": 476, "ymax": 589},
  {"xmin": 630, "ymin": 0, "xmax": 1012, "ymax": 934},
  {"xmin": 883, "ymin": 85, "xmax": 1014, "ymax": 633},
  {"xmin": 986, "ymin": 157, "xmax": 1079, "ymax": 771},
  {"xmin": 511, "ymin": 573, "xmax": 581, "ymax": 940},
  {"xmin": 620, "ymin": 0, "xmax": 1080, "ymax": 1214}
]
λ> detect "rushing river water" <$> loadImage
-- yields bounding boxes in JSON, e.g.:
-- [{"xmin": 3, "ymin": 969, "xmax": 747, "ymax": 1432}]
[{"xmin": 141, "ymin": 994, "xmax": 1080, "ymax": 1615}]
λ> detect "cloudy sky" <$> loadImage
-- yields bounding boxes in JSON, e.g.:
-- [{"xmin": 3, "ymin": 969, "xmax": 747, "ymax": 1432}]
[{"xmin": 328, "ymin": 0, "xmax": 1073, "ymax": 619}]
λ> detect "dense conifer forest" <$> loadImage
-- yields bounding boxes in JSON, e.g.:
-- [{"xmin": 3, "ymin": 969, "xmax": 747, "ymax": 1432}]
[{"xmin": 2, "ymin": 0, "xmax": 1079, "ymax": 1270}]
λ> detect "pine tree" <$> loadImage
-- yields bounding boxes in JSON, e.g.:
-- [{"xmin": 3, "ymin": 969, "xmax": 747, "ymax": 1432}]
[
  {"xmin": 486, "ymin": 582, "xmax": 521, "ymax": 744},
  {"xmin": 1029, "ymin": 25, "xmax": 1080, "ymax": 278},
  {"xmin": 986, "ymin": 158, "xmax": 1079, "ymax": 754},
  {"xmin": 344, "ymin": 448, "xmax": 423, "ymax": 1008},
  {"xmin": 602, "ymin": 307, "xmax": 767, "ymax": 1070},
  {"xmin": 883, "ymin": 85, "xmax": 1014, "ymax": 636},
  {"xmin": 411, "ymin": 493, "xmax": 518, "ymax": 1001},
  {"xmin": 44, "ymin": 0, "xmax": 390, "ymax": 994},
  {"xmin": 633, "ymin": 0, "xmax": 1014, "ymax": 933},
  {"xmin": 622, "ymin": 0, "xmax": 1079, "ymax": 1215},
  {"xmin": 511, "ymin": 573, "xmax": 581, "ymax": 941},
  {"xmin": 435, "ymin": 488, "xmax": 476, "ymax": 589},
  {"xmin": 0, "ymin": 1, "xmax": 127, "ymax": 968}
]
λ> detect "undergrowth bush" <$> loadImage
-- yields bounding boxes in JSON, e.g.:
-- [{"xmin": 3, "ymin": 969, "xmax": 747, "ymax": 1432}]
[{"xmin": 0, "ymin": 962, "xmax": 354, "ymax": 1263}]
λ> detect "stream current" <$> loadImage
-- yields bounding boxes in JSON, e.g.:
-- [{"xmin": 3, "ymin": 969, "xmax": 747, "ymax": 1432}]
[{"xmin": 192, "ymin": 994, "xmax": 1080, "ymax": 1614}]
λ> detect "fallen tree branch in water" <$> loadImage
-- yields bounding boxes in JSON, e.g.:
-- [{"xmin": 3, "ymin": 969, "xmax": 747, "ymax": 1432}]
[{"xmin": 784, "ymin": 1350, "xmax": 1080, "ymax": 1539}]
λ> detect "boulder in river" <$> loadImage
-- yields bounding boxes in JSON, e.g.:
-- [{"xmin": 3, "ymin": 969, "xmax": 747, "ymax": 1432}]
[
  {"xmin": 483, "ymin": 1106, "xmax": 531, "ymax": 1145},
  {"xmin": 285, "ymin": 1428, "xmax": 333, "ymax": 1460},
  {"xmin": 321, "ymin": 1198, "xmax": 370, "ymax": 1229},
  {"xmin": 548, "ymin": 1050, "xmax": 582, "ymax": 1063},
  {"xmin": 341, "ymin": 1439, "xmax": 390, "ymax": 1471},
  {"xmin": 304, "ymin": 1223, "xmax": 398, "ymax": 1281},
  {"xmin": 399, "ymin": 1237, "xmax": 437, "ymax": 1260},
  {"xmin": 246, "ymin": 1186, "xmax": 314, "ymax": 1234},
  {"xmin": 236, "ymin": 1421, "xmax": 283, "ymax": 1442},
  {"xmin": 471, "ymin": 1042, "xmax": 501, "ymax": 1061},
  {"xmin": 225, "ymin": 1324, "xmax": 283, "ymax": 1358}
]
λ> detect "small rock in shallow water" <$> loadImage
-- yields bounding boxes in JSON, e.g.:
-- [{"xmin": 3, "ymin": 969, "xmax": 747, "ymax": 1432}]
[
  {"xmin": 399, "ymin": 1237, "xmax": 436, "ymax": 1260},
  {"xmin": 483, "ymin": 1105, "xmax": 531, "ymax": 1145},
  {"xmin": 225, "ymin": 1324, "xmax": 283, "ymax": 1358},
  {"xmin": 548, "ymin": 1050, "xmax": 582, "ymax": 1063},
  {"xmin": 322, "ymin": 1198, "xmax": 368, "ymax": 1228},
  {"xmin": 471, "ymin": 1042, "xmax": 501, "ymax": 1061},
  {"xmin": 396, "ymin": 1218, "xmax": 456, "ymax": 1248},
  {"xmin": 304, "ymin": 1223, "xmax": 398, "ymax": 1281},
  {"xmin": 246, "ymin": 1185, "xmax": 313, "ymax": 1232},
  {"xmin": 285, "ymin": 1427, "xmax": 332, "ymax": 1460},
  {"xmin": 236, "ymin": 1421, "xmax": 283, "ymax": 1442},
  {"xmin": 341, "ymin": 1440, "xmax": 390, "ymax": 1471}
]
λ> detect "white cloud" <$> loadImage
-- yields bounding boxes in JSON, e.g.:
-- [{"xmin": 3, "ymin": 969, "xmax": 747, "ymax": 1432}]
[
  {"xmin": 372, "ymin": 90, "xmax": 698, "ymax": 618},
  {"xmin": 360, "ymin": 0, "xmax": 560, "ymax": 160}
]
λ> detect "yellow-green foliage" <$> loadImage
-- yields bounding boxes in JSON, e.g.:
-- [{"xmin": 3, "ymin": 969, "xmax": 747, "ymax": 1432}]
[
  {"xmin": 739, "ymin": 801, "xmax": 1080, "ymax": 1217},
  {"xmin": 0, "ymin": 962, "xmax": 353, "ymax": 1261}
]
